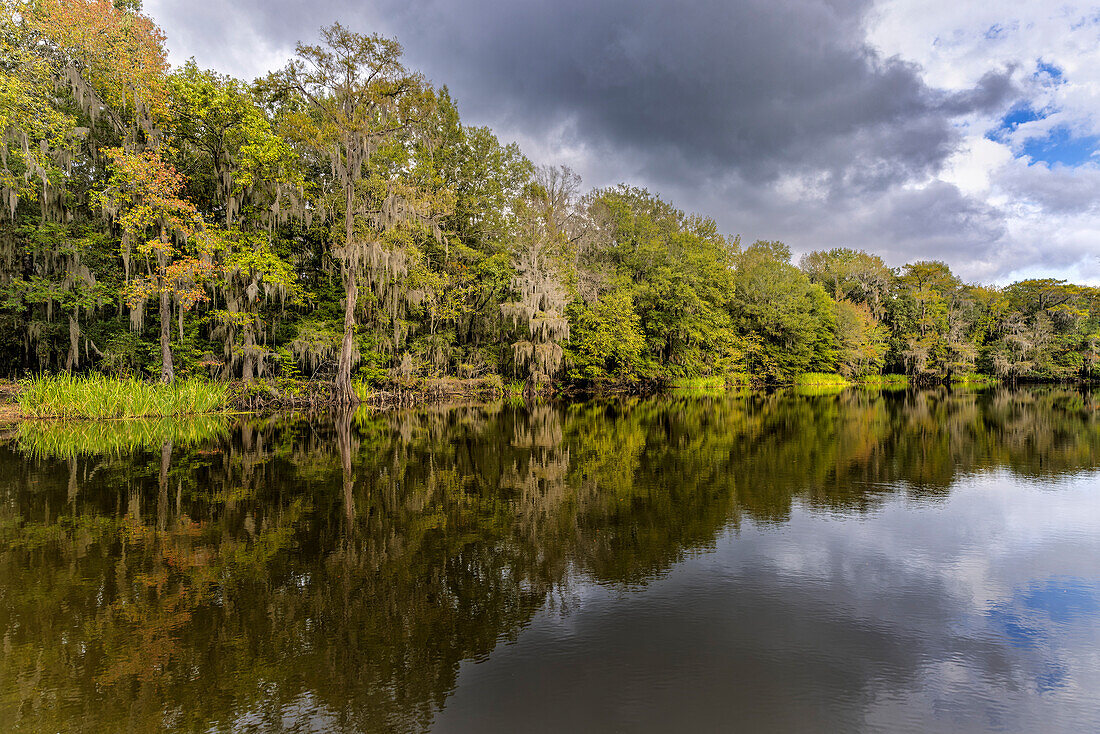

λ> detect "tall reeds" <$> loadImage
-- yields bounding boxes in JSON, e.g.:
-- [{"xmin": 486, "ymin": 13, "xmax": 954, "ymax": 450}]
[{"xmin": 17, "ymin": 374, "xmax": 230, "ymax": 419}]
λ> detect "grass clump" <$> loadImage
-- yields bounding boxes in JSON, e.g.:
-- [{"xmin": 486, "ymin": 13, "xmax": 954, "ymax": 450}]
[
  {"xmin": 18, "ymin": 374, "xmax": 230, "ymax": 419},
  {"xmin": 793, "ymin": 372, "xmax": 851, "ymax": 388},
  {"xmin": 859, "ymin": 373, "xmax": 909, "ymax": 390},
  {"xmin": 504, "ymin": 380, "xmax": 526, "ymax": 405},
  {"xmin": 668, "ymin": 375, "xmax": 728, "ymax": 389},
  {"xmin": 951, "ymin": 372, "xmax": 998, "ymax": 388},
  {"xmin": 353, "ymin": 380, "xmax": 374, "ymax": 403}
]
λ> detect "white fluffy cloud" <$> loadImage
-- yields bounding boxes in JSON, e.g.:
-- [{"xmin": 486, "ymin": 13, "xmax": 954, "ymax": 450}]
[{"xmin": 867, "ymin": 1, "xmax": 1100, "ymax": 282}]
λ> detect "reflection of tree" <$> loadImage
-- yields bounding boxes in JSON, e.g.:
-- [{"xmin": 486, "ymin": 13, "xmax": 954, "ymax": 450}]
[{"xmin": 2, "ymin": 387, "xmax": 1100, "ymax": 731}]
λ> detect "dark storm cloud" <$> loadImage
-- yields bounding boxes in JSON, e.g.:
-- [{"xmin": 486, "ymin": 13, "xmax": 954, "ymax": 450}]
[
  {"xmin": 149, "ymin": 0, "xmax": 1033, "ymax": 279},
  {"xmin": 675, "ymin": 175, "xmax": 1006, "ymax": 274},
  {"xmin": 154, "ymin": 0, "xmax": 1016, "ymax": 189}
]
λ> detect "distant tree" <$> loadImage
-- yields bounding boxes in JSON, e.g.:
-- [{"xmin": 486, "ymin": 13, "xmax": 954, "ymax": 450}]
[
  {"xmin": 732, "ymin": 241, "xmax": 836, "ymax": 381},
  {"xmin": 800, "ymin": 248, "xmax": 893, "ymax": 318},
  {"xmin": 581, "ymin": 186, "xmax": 740, "ymax": 381},
  {"xmin": 502, "ymin": 166, "xmax": 580, "ymax": 389},
  {"xmin": 282, "ymin": 23, "xmax": 447, "ymax": 403}
]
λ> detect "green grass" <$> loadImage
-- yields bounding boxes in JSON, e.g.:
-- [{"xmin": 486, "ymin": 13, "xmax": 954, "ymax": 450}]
[
  {"xmin": 793, "ymin": 372, "xmax": 851, "ymax": 387},
  {"xmin": 353, "ymin": 380, "xmax": 373, "ymax": 402},
  {"xmin": 951, "ymin": 372, "xmax": 998, "ymax": 388},
  {"xmin": 668, "ymin": 373, "xmax": 749, "ymax": 389},
  {"xmin": 858, "ymin": 373, "xmax": 909, "ymax": 390},
  {"xmin": 669, "ymin": 375, "xmax": 727, "ymax": 389},
  {"xmin": 18, "ymin": 374, "xmax": 230, "ymax": 419},
  {"xmin": 16, "ymin": 416, "xmax": 230, "ymax": 460}
]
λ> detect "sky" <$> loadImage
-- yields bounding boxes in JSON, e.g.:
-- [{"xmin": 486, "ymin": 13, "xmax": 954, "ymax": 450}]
[{"xmin": 144, "ymin": 0, "xmax": 1100, "ymax": 285}]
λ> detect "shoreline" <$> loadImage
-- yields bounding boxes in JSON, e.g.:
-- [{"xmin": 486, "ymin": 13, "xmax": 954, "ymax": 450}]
[{"xmin": 2, "ymin": 374, "xmax": 1098, "ymax": 424}]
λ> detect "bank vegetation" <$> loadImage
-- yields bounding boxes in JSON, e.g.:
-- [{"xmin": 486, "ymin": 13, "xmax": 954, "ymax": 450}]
[{"xmin": 2, "ymin": 1, "xmax": 1098, "ymax": 410}]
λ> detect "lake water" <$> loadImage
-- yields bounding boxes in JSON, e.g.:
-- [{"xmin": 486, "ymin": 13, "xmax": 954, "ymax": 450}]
[{"xmin": 2, "ymin": 388, "xmax": 1099, "ymax": 732}]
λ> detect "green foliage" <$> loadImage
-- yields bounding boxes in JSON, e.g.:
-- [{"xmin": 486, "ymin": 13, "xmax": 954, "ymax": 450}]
[
  {"xmin": 580, "ymin": 187, "xmax": 739, "ymax": 382},
  {"xmin": 18, "ymin": 374, "xmax": 230, "ymax": 418},
  {"xmin": 353, "ymin": 379, "xmax": 373, "ymax": 402},
  {"xmin": 732, "ymin": 241, "xmax": 836, "ymax": 382},
  {"xmin": 504, "ymin": 379, "xmax": 525, "ymax": 402},
  {"xmin": 834, "ymin": 299, "xmax": 888, "ymax": 378},
  {"xmin": 800, "ymin": 248, "xmax": 893, "ymax": 317},
  {"xmin": 566, "ymin": 284, "xmax": 646, "ymax": 382},
  {"xmin": 0, "ymin": 4, "xmax": 1096, "ymax": 394},
  {"xmin": 794, "ymin": 373, "xmax": 851, "ymax": 387}
]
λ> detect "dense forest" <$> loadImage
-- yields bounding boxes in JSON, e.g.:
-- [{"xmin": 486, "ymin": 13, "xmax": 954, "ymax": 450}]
[{"xmin": 2, "ymin": 0, "xmax": 1099, "ymax": 401}]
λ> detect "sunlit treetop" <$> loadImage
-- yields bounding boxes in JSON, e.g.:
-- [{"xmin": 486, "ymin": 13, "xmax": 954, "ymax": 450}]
[{"xmin": 26, "ymin": 0, "xmax": 170, "ymax": 137}]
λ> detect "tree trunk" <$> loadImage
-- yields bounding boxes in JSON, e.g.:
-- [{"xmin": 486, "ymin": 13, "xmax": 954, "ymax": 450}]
[
  {"xmin": 334, "ymin": 268, "xmax": 359, "ymax": 404},
  {"xmin": 334, "ymin": 178, "xmax": 360, "ymax": 405},
  {"xmin": 157, "ymin": 226, "xmax": 174, "ymax": 384},
  {"xmin": 64, "ymin": 315, "xmax": 79, "ymax": 372},
  {"xmin": 242, "ymin": 327, "xmax": 255, "ymax": 382},
  {"xmin": 160, "ymin": 288, "xmax": 174, "ymax": 384}
]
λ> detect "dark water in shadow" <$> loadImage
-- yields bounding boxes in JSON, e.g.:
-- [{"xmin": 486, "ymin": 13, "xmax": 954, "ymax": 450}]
[{"xmin": 1, "ymin": 387, "xmax": 1099, "ymax": 732}]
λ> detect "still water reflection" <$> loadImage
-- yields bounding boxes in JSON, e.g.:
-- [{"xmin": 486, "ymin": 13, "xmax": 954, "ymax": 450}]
[{"xmin": 1, "ymin": 388, "xmax": 1099, "ymax": 732}]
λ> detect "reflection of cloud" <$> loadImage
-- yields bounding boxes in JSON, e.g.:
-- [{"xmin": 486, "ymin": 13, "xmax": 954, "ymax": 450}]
[
  {"xmin": 1021, "ymin": 577, "xmax": 1100, "ymax": 625},
  {"xmin": 986, "ymin": 577, "xmax": 1100, "ymax": 693},
  {"xmin": 437, "ymin": 471, "xmax": 1100, "ymax": 732}
]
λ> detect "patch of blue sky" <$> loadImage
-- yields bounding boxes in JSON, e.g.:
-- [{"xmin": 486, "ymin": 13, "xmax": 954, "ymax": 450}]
[
  {"xmin": 1000, "ymin": 103, "xmax": 1046, "ymax": 132},
  {"xmin": 1034, "ymin": 59, "xmax": 1064, "ymax": 84},
  {"xmin": 985, "ymin": 60, "xmax": 1068, "ymax": 148},
  {"xmin": 985, "ymin": 100, "xmax": 1098, "ymax": 166},
  {"xmin": 985, "ymin": 102, "xmax": 1048, "ymax": 144},
  {"xmin": 1021, "ymin": 126, "xmax": 1100, "ymax": 167}
]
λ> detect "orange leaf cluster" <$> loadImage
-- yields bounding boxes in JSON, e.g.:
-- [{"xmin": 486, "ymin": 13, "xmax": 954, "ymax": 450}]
[
  {"xmin": 101, "ymin": 147, "xmax": 202, "ymax": 238},
  {"xmin": 28, "ymin": 0, "xmax": 170, "ymax": 127}
]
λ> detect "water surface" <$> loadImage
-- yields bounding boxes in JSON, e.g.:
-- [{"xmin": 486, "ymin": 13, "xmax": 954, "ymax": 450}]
[{"xmin": 2, "ymin": 388, "xmax": 1099, "ymax": 732}]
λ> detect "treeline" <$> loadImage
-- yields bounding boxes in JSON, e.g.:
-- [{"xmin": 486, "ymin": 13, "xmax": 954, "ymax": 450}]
[{"xmin": 2, "ymin": 1, "xmax": 1099, "ymax": 400}]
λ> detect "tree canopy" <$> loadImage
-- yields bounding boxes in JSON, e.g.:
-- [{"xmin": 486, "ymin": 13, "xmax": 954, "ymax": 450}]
[{"xmin": 1, "ymin": 1, "xmax": 1097, "ymax": 391}]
